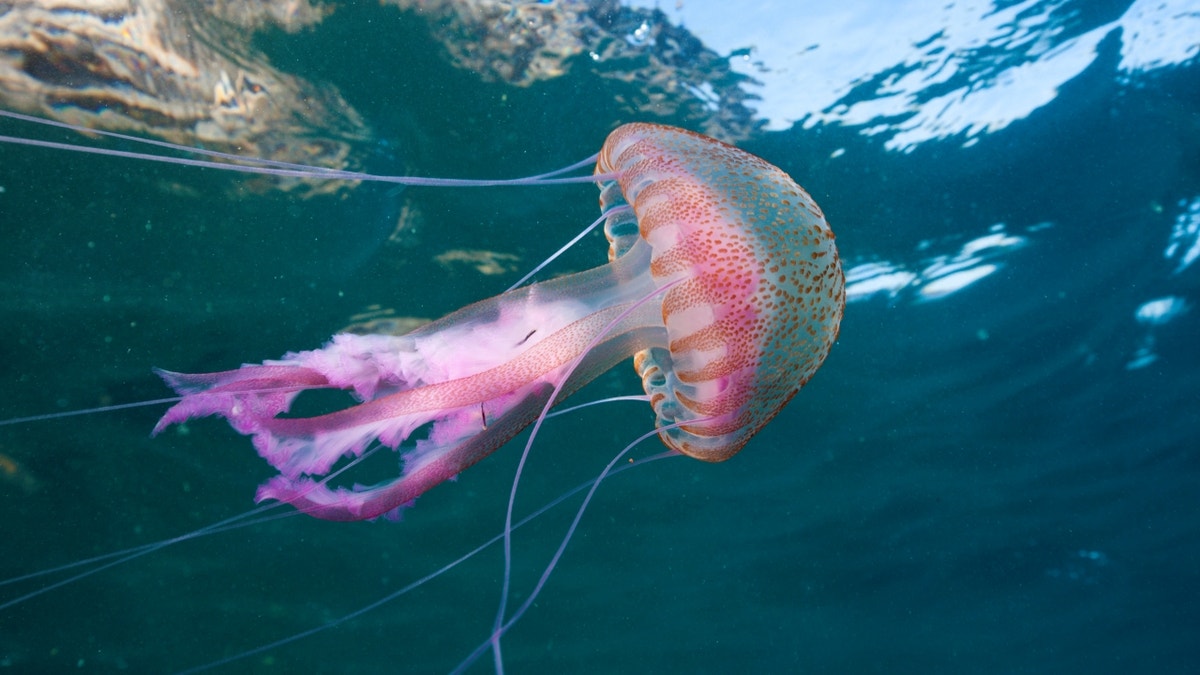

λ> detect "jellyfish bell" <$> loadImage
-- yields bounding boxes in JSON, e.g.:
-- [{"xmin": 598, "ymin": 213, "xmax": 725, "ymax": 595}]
[{"xmin": 598, "ymin": 124, "xmax": 844, "ymax": 462}]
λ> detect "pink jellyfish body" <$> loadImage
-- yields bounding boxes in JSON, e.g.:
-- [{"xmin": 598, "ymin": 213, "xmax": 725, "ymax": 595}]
[{"xmin": 153, "ymin": 123, "xmax": 845, "ymax": 521}]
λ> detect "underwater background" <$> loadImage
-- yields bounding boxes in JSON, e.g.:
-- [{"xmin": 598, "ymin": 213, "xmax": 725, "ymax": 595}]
[{"xmin": 0, "ymin": 1, "xmax": 1197, "ymax": 672}]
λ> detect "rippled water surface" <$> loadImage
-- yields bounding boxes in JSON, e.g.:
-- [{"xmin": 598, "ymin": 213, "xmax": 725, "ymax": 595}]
[{"xmin": 1, "ymin": 1, "xmax": 1197, "ymax": 672}]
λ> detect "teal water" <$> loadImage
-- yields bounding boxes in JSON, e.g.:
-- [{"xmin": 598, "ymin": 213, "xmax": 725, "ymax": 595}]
[{"xmin": 1, "ymin": 2, "xmax": 1197, "ymax": 673}]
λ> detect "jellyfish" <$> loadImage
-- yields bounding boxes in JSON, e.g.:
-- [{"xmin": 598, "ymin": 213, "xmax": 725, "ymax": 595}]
[{"xmin": 145, "ymin": 123, "xmax": 846, "ymax": 522}]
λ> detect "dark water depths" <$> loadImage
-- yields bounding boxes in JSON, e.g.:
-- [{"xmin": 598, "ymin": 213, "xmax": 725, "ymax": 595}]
[{"xmin": 1, "ymin": 2, "xmax": 1197, "ymax": 673}]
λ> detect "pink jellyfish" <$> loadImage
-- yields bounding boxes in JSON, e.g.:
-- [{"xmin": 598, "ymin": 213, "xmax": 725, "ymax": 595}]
[{"xmin": 151, "ymin": 123, "xmax": 846, "ymax": 522}]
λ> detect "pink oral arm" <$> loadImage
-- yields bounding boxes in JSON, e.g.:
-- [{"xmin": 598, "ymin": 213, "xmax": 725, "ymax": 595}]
[
  {"xmin": 152, "ymin": 301, "xmax": 662, "ymax": 521},
  {"xmin": 152, "ymin": 366, "xmax": 333, "ymax": 436},
  {"xmin": 254, "ymin": 383, "xmax": 556, "ymax": 521}
]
